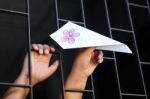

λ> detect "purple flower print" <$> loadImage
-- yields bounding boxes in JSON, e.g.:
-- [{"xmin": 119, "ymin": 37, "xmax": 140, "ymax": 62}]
[{"xmin": 61, "ymin": 28, "xmax": 80, "ymax": 44}]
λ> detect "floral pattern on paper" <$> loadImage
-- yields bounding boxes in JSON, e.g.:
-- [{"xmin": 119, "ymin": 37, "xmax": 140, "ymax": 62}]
[{"xmin": 61, "ymin": 28, "xmax": 80, "ymax": 44}]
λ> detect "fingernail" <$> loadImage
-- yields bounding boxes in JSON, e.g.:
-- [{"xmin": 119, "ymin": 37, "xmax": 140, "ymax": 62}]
[
  {"xmin": 45, "ymin": 49, "xmax": 49, "ymax": 54},
  {"xmin": 39, "ymin": 49, "xmax": 43, "ymax": 54}
]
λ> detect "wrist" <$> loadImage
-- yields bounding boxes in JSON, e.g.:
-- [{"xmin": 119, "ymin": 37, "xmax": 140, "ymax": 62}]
[
  {"xmin": 70, "ymin": 70, "xmax": 88, "ymax": 82},
  {"xmin": 19, "ymin": 71, "xmax": 37, "ymax": 86},
  {"xmin": 2, "ymin": 73, "xmax": 30, "ymax": 99},
  {"xmin": 65, "ymin": 71, "xmax": 88, "ymax": 90},
  {"xmin": 16, "ymin": 72, "xmax": 29, "ymax": 85}
]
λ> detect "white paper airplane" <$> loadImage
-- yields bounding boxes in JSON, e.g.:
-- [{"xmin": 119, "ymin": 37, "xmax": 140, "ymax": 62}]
[{"xmin": 50, "ymin": 22, "xmax": 132, "ymax": 54}]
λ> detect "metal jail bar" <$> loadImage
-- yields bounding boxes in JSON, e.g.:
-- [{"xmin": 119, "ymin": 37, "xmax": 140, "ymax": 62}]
[
  {"xmin": 104, "ymin": 0, "xmax": 150, "ymax": 98},
  {"xmin": 103, "ymin": 0, "xmax": 123, "ymax": 99},
  {"xmin": 26, "ymin": 0, "xmax": 34, "ymax": 98},
  {"xmin": 125, "ymin": 0, "xmax": 148, "ymax": 99},
  {"xmin": 0, "ymin": 8, "xmax": 28, "ymax": 15},
  {"xmin": 0, "ymin": 0, "xmax": 121, "ymax": 99},
  {"xmin": 0, "ymin": 0, "xmax": 33, "ymax": 99},
  {"xmin": 54, "ymin": 0, "xmax": 96, "ymax": 99},
  {"xmin": 80, "ymin": 0, "xmax": 96, "ymax": 99},
  {"xmin": 1, "ymin": 0, "xmax": 149, "ymax": 99}
]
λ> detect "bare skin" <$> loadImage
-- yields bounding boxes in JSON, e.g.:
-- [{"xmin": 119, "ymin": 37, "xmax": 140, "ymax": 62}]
[
  {"xmin": 3, "ymin": 44, "xmax": 103, "ymax": 99},
  {"xmin": 64, "ymin": 48, "xmax": 103, "ymax": 99},
  {"xmin": 3, "ymin": 44, "xmax": 59, "ymax": 99}
]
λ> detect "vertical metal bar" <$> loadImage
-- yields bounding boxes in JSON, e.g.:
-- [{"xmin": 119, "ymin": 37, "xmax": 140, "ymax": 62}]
[
  {"xmin": 80, "ymin": 0, "xmax": 96, "ymax": 99},
  {"xmin": 125, "ymin": 0, "xmax": 148, "ymax": 99},
  {"xmin": 104, "ymin": 0, "xmax": 123, "ymax": 99},
  {"xmin": 146, "ymin": 0, "xmax": 150, "ymax": 20},
  {"xmin": 90, "ymin": 75, "xmax": 96, "ymax": 99},
  {"xmin": 55, "ymin": 0, "xmax": 60, "ymax": 29},
  {"xmin": 55, "ymin": 0, "xmax": 65, "ymax": 99},
  {"xmin": 58, "ymin": 52, "xmax": 65, "ymax": 99},
  {"xmin": 80, "ymin": 0, "xmax": 86, "ymax": 27},
  {"xmin": 26, "ymin": 0, "xmax": 34, "ymax": 98}
]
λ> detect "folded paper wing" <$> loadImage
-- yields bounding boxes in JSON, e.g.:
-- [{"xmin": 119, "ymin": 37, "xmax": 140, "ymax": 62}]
[{"xmin": 50, "ymin": 22, "xmax": 132, "ymax": 54}]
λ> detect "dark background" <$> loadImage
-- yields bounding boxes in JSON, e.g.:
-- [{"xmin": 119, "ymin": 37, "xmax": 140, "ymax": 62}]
[{"xmin": 0, "ymin": 0, "xmax": 150, "ymax": 99}]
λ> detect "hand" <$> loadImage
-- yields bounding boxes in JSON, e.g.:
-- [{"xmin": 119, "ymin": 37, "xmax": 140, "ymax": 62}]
[
  {"xmin": 3, "ymin": 44, "xmax": 59, "ymax": 99},
  {"xmin": 71, "ymin": 48, "xmax": 103, "ymax": 78},
  {"xmin": 21, "ymin": 44, "xmax": 59, "ymax": 85},
  {"xmin": 63, "ymin": 48, "xmax": 103, "ymax": 99}
]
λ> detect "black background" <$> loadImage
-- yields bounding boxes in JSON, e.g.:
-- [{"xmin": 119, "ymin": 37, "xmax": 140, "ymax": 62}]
[{"xmin": 0, "ymin": 0, "xmax": 150, "ymax": 99}]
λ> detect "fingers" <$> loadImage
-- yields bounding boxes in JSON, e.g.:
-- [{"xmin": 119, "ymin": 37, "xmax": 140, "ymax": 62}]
[
  {"xmin": 32, "ymin": 44, "xmax": 55, "ymax": 55},
  {"xmin": 92, "ymin": 50, "xmax": 103, "ymax": 65},
  {"xmin": 48, "ymin": 60, "xmax": 59, "ymax": 76},
  {"xmin": 38, "ymin": 44, "xmax": 44, "ymax": 54},
  {"xmin": 84, "ymin": 48, "xmax": 103, "ymax": 64},
  {"xmin": 32, "ymin": 44, "xmax": 39, "ymax": 51},
  {"xmin": 96, "ymin": 51, "xmax": 103, "ymax": 64}
]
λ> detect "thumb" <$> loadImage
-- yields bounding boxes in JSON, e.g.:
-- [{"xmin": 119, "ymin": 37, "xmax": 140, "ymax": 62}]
[{"xmin": 48, "ymin": 60, "xmax": 59, "ymax": 76}]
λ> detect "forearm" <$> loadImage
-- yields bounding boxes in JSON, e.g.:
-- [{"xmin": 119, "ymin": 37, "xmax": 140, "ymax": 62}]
[
  {"xmin": 64, "ymin": 70, "xmax": 88, "ymax": 99},
  {"xmin": 3, "ymin": 73, "xmax": 29, "ymax": 99}
]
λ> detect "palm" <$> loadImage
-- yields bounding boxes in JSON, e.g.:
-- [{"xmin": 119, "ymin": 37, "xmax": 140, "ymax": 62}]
[
  {"xmin": 72, "ymin": 48, "xmax": 103, "ymax": 77},
  {"xmin": 22, "ymin": 50, "xmax": 59, "ymax": 85},
  {"xmin": 31, "ymin": 51, "xmax": 52, "ymax": 84}
]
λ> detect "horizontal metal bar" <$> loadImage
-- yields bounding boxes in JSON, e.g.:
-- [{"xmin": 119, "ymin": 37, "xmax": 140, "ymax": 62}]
[
  {"xmin": 0, "ymin": 82, "xmax": 31, "ymax": 88},
  {"xmin": 140, "ymin": 61, "xmax": 150, "ymax": 65},
  {"xmin": 121, "ymin": 93, "xmax": 146, "ymax": 97},
  {"xmin": 104, "ymin": 56, "xmax": 115, "ymax": 60},
  {"xmin": 111, "ymin": 27, "xmax": 133, "ymax": 33},
  {"xmin": 65, "ymin": 89, "xmax": 94, "ymax": 93},
  {"xmin": 0, "ymin": 8, "xmax": 28, "ymax": 16},
  {"xmin": 58, "ymin": 18, "xmax": 84, "ymax": 25},
  {"xmin": 128, "ymin": 3, "xmax": 149, "ymax": 8}
]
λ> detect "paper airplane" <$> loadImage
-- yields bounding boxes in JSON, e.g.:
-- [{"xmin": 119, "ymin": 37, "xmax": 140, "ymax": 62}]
[{"xmin": 50, "ymin": 22, "xmax": 132, "ymax": 54}]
